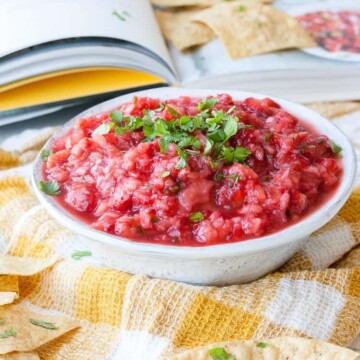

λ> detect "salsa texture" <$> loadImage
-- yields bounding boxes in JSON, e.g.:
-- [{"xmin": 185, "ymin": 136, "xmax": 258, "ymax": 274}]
[
  {"xmin": 297, "ymin": 10, "xmax": 360, "ymax": 54},
  {"xmin": 42, "ymin": 95, "xmax": 343, "ymax": 246}
]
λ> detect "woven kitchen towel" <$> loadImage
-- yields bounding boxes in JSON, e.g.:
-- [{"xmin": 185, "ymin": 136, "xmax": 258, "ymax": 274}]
[{"xmin": 0, "ymin": 107, "xmax": 360, "ymax": 359}]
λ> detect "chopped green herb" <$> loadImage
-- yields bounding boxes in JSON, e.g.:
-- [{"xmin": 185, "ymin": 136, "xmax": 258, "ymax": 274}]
[
  {"xmin": 229, "ymin": 174, "xmax": 240, "ymax": 185},
  {"xmin": 208, "ymin": 347, "xmax": 235, "ymax": 360},
  {"xmin": 39, "ymin": 180, "xmax": 61, "ymax": 196},
  {"xmin": 158, "ymin": 139, "xmax": 169, "ymax": 153},
  {"xmin": 161, "ymin": 170, "xmax": 171, "ymax": 178},
  {"xmin": 189, "ymin": 212, "xmax": 204, "ymax": 222},
  {"xmin": 109, "ymin": 110, "xmax": 123, "ymax": 125},
  {"xmin": 238, "ymin": 123, "xmax": 252, "ymax": 130},
  {"xmin": 226, "ymin": 106, "xmax": 236, "ymax": 114},
  {"xmin": 40, "ymin": 149, "xmax": 52, "ymax": 162},
  {"xmin": 155, "ymin": 103, "xmax": 165, "ymax": 112},
  {"xmin": 71, "ymin": 250, "xmax": 92, "ymax": 260},
  {"xmin": 215, "ymin": 172, "xmax": 224, "ymax": 182},
  {"xmin": 0, "ymin": 327, "xmax": 16, "ymax": 339},
  {"xmin": 222, "ymin": 146, "xmax": 251, "ymax": 164},
  {"xmin": 92, "ymin": 122, "xmax": 114, "ymax": 137},
  {"xmin": 112, "ymin": 9, "xmax": 126, "ymax": 21},
  {"xmin": 198, "ymin": 97, "xmax": 218, "ymax": 111},
  {"xmin": 329, "ymin": 140, "xmax": 342, "ymax": 154},
  {"xmin": 175, "ymin": 147, "xmax": 188, "ymax": 169},
  {"xmin": 166, "ymin": 105, "xmax": 179, "ymax": 117},
  {"xmin": 151, "ymin": 216, "xmax": 159, "ymax": 223},
  {"xmin": 238, "ymin": 4, "xmax": 247, "ymax": 11},
  {"xmin": 0, "ymin": 318, "xmax": 5, "ymax": 325},
  {"xmin": 223, "ymin": 116, "xmax": 238, "ymax": 141},
  {"xmin": 256, "ymin": 342, "xmax": 269, "ymax": 348},
  {"xmin": 103, "ymin": 98, "xmax": 254, "ymax": 172},
  {"xmin": 208, "ymin": 129, "xmax": 226, "ymax": 142},
  {"xmin": 204, "ymin": 138, "xmax": 213, "ymax": 155},
  {"xmin": 30, "ymin": 319, "xmax": 59, "ymax": 330},
  {"xmin": 264, "ymin": 132, "xmax": 273, "ymax": 142},
  {"xmin": 175, "ymin": 157, "xmax": 187, "ymax": 170}
]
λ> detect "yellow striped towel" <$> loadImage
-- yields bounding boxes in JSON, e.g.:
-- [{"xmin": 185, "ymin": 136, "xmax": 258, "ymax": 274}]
[{"xmin": 0, "ymin": 106, "xmax": 360, "ymax": 359}]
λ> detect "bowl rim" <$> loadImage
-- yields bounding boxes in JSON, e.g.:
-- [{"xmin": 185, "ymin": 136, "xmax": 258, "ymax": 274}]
[{"xmin": 32, "ymin": 87, "xmax": 357, "ymax": 258}]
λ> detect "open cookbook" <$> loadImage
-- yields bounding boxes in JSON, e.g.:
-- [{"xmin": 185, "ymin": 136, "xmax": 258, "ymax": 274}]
[{"xmin": 1, "ymin": 0, "xmax": 360, "ymax": 124}]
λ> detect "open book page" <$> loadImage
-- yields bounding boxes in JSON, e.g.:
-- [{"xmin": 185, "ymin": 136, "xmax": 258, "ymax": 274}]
[
  {"xmin": 0, "ymin": 0, "xmax": 174, "ymax": 72},
  {"xmin": 169, "ymin": 0, "xmax": 360, "ymax": 94}
]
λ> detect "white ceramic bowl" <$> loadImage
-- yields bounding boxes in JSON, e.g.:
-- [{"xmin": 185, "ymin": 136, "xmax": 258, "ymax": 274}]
[{"xmin": 32, "ymin": 88, "xmax": 356, "ymax": 285}]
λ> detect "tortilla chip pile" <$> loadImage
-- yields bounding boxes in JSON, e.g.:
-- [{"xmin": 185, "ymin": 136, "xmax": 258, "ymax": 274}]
[
  {"xmin": 154, "ymin": 0, "xmax": 315, "ymax": 58},
  {"xmin": 0, "ymin": 255, "xmax": 80, "ymax": 359}
]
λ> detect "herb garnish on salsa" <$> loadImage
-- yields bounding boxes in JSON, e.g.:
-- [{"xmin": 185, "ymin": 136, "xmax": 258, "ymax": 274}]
[{"xmin": 41, "ymin": 95, "xmax": 343, "ymax": 246}]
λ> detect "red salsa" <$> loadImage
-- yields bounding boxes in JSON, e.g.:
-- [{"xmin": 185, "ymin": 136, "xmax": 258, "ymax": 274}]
[
  {"xmin": 41, "ymin": 95, "xmax": 343, "ymax": 246},
  {"xmin": 297, "ymin": 10, "xmax": 360, "ymax": 53}
]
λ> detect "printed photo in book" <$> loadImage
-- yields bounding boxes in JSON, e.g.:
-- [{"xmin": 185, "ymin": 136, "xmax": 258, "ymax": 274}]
[{"xmin": 0, "ymin": 0, "xmax": 359, "ymax": 123}]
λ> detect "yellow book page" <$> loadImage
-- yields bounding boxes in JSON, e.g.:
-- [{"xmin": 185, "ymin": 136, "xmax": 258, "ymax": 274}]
[{"xmin": 0, "ymin": 68, "xmax": 165, "ymax": 111}]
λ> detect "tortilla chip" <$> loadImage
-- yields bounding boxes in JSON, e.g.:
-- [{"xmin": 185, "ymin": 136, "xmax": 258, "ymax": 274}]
[
  {"xmin": 193, "ymin": 2, "xmax": 315, "ymax": 59},
  {"xmin": 171, "ymin": 337, "xmax": 360, "ymax": 359},
  {"xmin": 307, "ymin": 102, "xmax": 360, "ymax": 120},
  {"xmin": 0, "ymin": 293, "xmax": 17, "ymax": 306},
  {"xmin": 269, "ymin": 337, "xmax": 360, "ymax": 360},
  {"xmin": 151, "ymin": 0, "xmax": 273, "ymax": 8},
  {"xmin": 0, "ymin": 276, "xmax": 19, "ymax": 296},
  {"xmin": 0, "ymin": 351, "xmax": 39, "ymax": 359},
  {"xmin": 0, "ymin": 304, "xmax": 79, "ymax": 354},
  {"xmin": 0, "ymin": 255, "xmax": 59, "ymax": 276},
  {"xmin": 156, "ymin": 10, "xmax": 215, "ymax": 50},
  {"xmin": 172, "ymin": 340, "xmax": 279, "ymax": 359}
]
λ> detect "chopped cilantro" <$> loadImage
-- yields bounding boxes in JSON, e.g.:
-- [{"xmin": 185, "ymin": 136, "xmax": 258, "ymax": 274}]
[
  {"xmin": 103, "ymin": 99, "xmax": 253, "ymax": 172},
  {"xmin": 198, "ymin": 97, "xmax": 218, "ymax": 111},
  {"xmin": 208, "ymin": 347, "xmax": 235, "ymax": 360},
  {"xmin": 175, "ymin": 157, "xmax": 187, "ymax": 170},
  {"xmin": 166, "ymin": 105, "xmax": 179, "ymax": 117},
  {"xmin": 30, "ymin": 319, "xmax": 59, "ymax": 330},
  {"xmin": 208, "ymin": 129, "xmax": 226, "ymax": 142},
  {"xmin": 229, "ymin": 174, "xmax": 240, "ymax": 185},
  {"xmin": 40, "ymin": 149, "xmax": 52, "ymax": 162},
  {"xmin": 175, "ymin": 147, "xmax": 188, "ymax": 169},
  {"xmin": 71, "ymin": 250, "xmax": 92, "ymax": 260},
  {"xmin": 39, "ymin": 180, "xmax": 61, "ymax": 196},
  {"xmin": 256, "ymin": 342, "xmax": 269, "ymax": 348},
  {"xmin": 0, "ymin": 318, "xmax": 5, "ymax": 325},
  {"xmin": 0, "ymin": 328, "xmax": 16, "ymax": 339},
  {"xmin": 161, "ymin": 170, "xmax": 171, "ymax": 178},
  {"xmin": 189, "ymin": 212, "xmax": 205, "ymax": 222},
  {"xmin": 92, "ymin": 122, "xmax": 114, "ymax": 137},
  {"xmin": 109, "ymin": 110, "xmax": 123, "ymax": 125},
  {"xmin": 204, "ymin": 138, "xmax": 213, "ymax": 155},
  {"xmin": 264, "ymin": 132, "xmax": 273, "ymax": 142},
  {"xmin": 329, "ymin": 140, "xmax": 342, "ymax": 154},
  {"xmin": 158, "ymin": 139, "xmax": 169, "ymax": 153},
  {"xmin": 223, "ymin": 116, "xmax": 238, "ymax": 141},
  {"xmin": 112, "ymin": 9, "xmax": 127, "ymax": 21},
  {"xmin": 215, "ymin": 172, "xmax": 224, "ymax": 182},
  {"xmin": 222, "ymin": 146, "xmax": 251, "ymax": 164},
  {"xmin": 155, "ymin": 103, "xmax": 165, "ymax": 112},
  {"xmin": 226, "ymin": 106, "xmax": 236, "ymax": 114},
  {"xmin": 238, "ymin": 4, "xmax": 247, "ymax": 12},
  {"xmin": 151, "ymin": 216, "xmax": 159, "ymax": 223}
]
